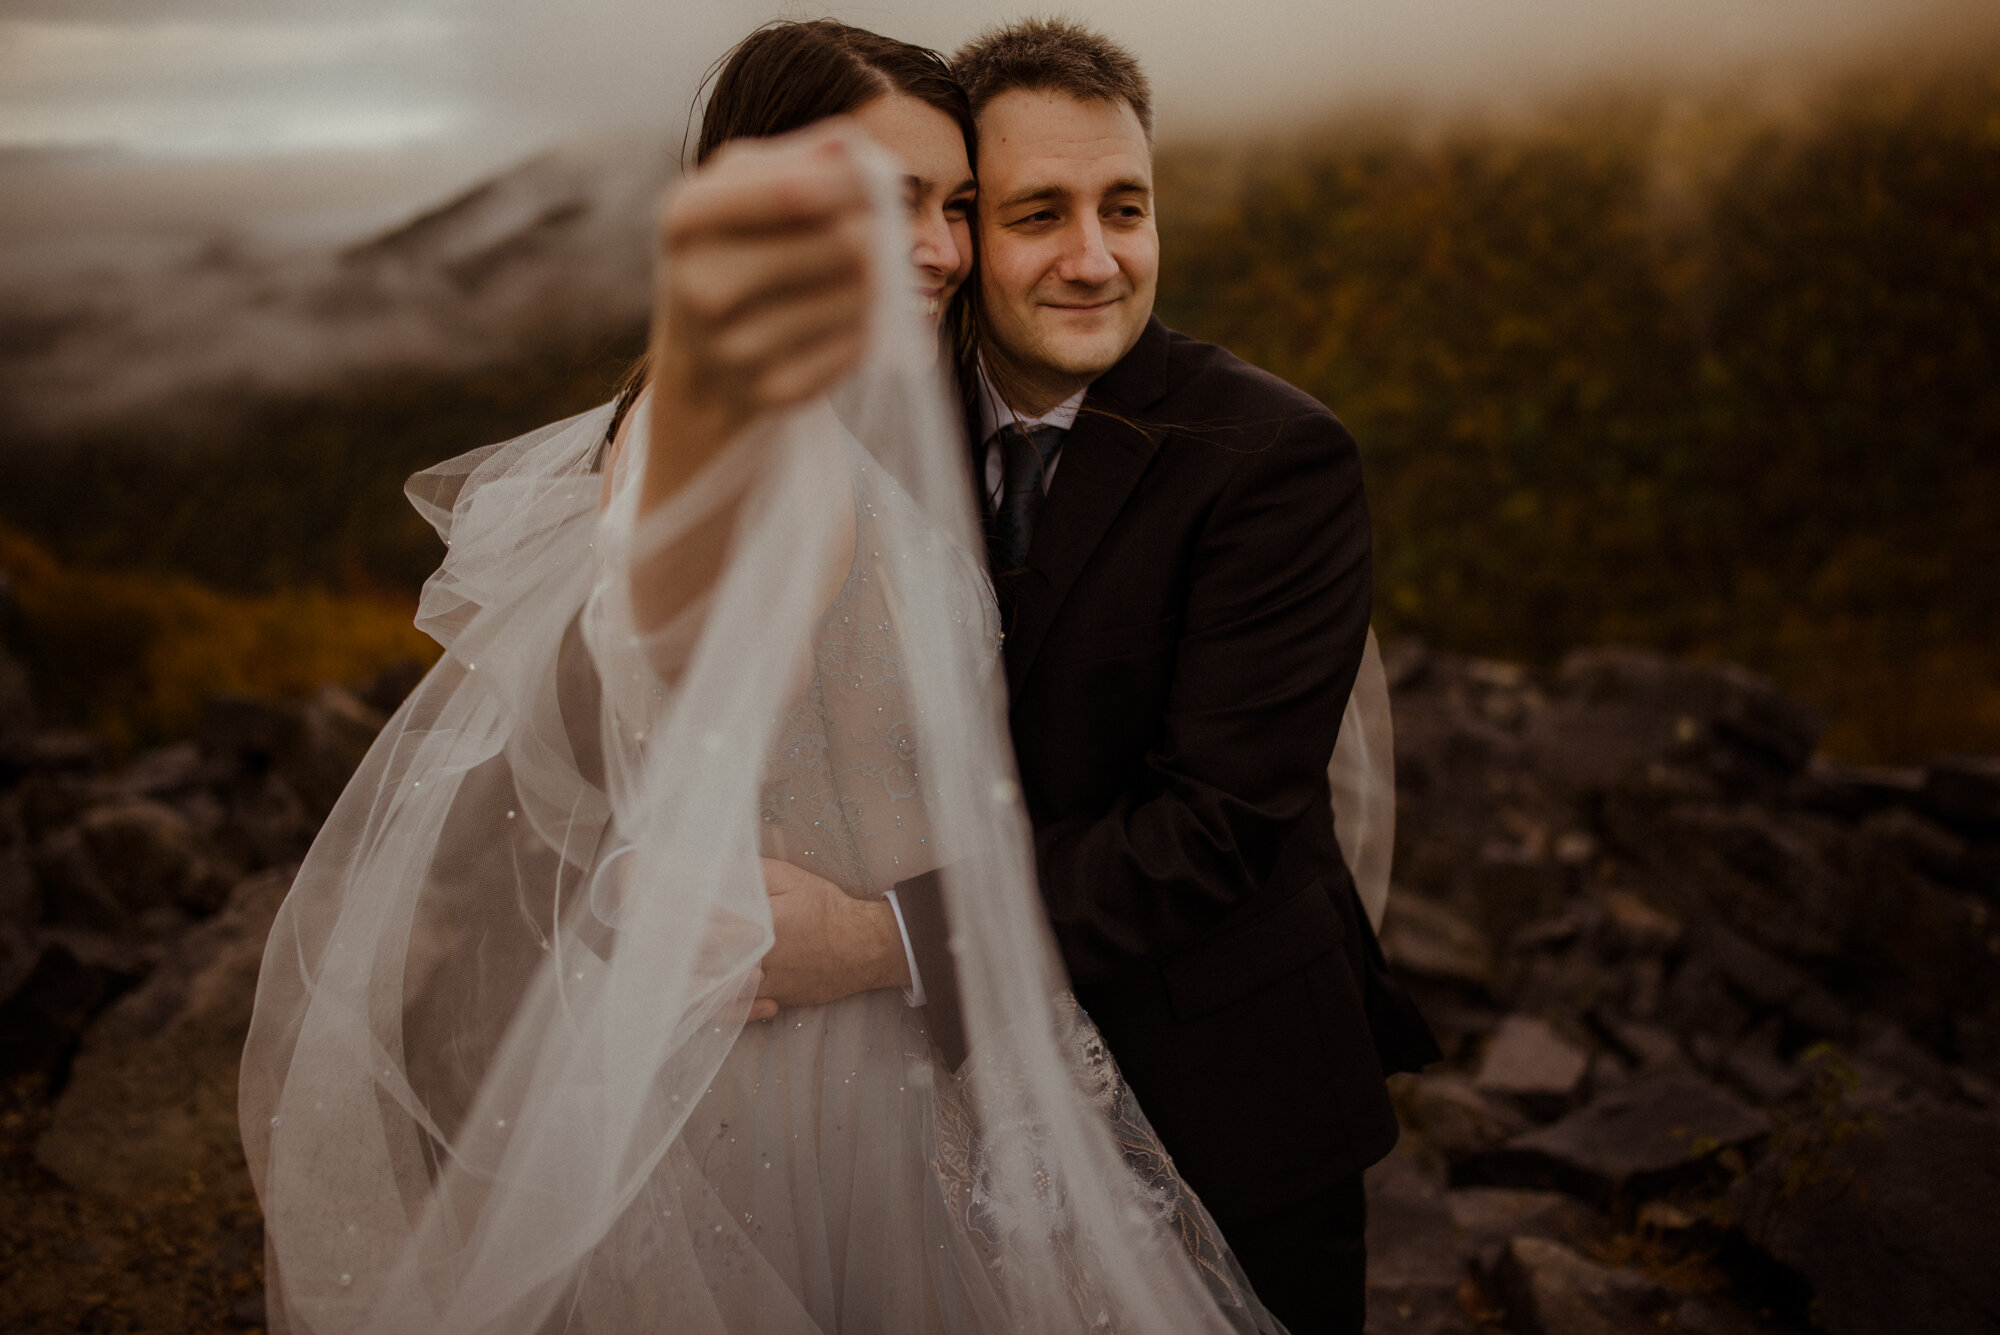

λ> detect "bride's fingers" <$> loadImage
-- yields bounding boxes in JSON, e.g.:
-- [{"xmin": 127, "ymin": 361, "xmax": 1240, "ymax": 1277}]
[
  {"xmin": 748, "ymin": 998, "xmax": 780, "ymax": 1023},
  {"xmin": 672, "ymin": 218, "xmax": 870, "ymax": 334},
  {"xmin": 666, "ymin": 128, "xmax": 871, "ymax": 243},
  {"xmin": 752, "ymin": 326, "xmax": 869, "ymax": 408},
  {"xmin": 707, "ymin": 278, "xmax": 869, "ymax": 381}
]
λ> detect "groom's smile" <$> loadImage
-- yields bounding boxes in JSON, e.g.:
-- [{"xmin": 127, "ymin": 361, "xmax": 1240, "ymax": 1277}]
[{"xmin": 975, "ymin": 88, "xmax": 1159, "ymax": 415}]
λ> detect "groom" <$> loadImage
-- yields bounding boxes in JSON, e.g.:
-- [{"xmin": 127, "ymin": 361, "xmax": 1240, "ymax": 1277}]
[
  {"xmin": 894, "ymin": 21, "xmax": 1435, "ymax": 1330},
  {"xmin": 737, "ymin": 19, "xmax": 1435, "ymax": 1331}
]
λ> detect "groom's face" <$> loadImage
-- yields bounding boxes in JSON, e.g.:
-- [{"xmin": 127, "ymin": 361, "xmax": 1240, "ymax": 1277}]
[{"xmin": 975, "ymin": 88, "xmax": 1158, "ymax": 411}]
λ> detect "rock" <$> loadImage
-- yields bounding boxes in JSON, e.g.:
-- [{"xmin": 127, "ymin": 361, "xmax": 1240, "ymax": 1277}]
[
  {"xmin": 1475, "ymin": 1016, "xmax": 1590, "ymax": 1112},
  {"xmin": 1464, "ymin": 1074, "xmax": 1768, "ymax": 1203},
  {"xmin": 0, "ymin": 931, "xmax": 146, "ymax": 1077},
  {"xmin": 1381, "ymin": 894, "xmax": 1496, "ymax": 992},
  {"xmin": 32, "ymin": 797, "xmax": 233, "ymax": 929},
  {"xmin": 1367, "ymin": 1146, "xmax": 1472, "ymax": 1335},
  {"xmin": 1473, "ymin": 853, "xmax": 1576, "ymax": 935},
  {"xmin": 1590, "ymin": 1015, "xmax": 1686, "ymax": 1072},
  {"xmin": 1492, "ymin": 1236, "xmax": 1673, "ymax": 1335},
  {"xmin": 1716, "ymin": 1018, "xmax": 1806, "ymax": 1105},
  {"xmin": 1445, "ymin": 1187, "xmax": 1601, "ymax": 1276},
  {"xmin": 286, "ymin": 684, "xmax": 387, "ymax": 815},
  {"xmin": 19, "ymin": 728, "xmax": 107, "ymax": 774},
  {"xmin": 1399, "ymin": 1071, "xmax": 1534, "ymax": 1162},
  {"xmin": 0, "ymin": 641, "xmax": 32, "ymax": 739},
  {"xmin": 1617, "ymin": 803, "xmax": 1852, "ymax": 964},
  {"xmin": 1730, "ymin": 1103, "xmax": 2000, "ymax": 1335},
  {"xmin": 1798, "ymin": 756, "xmax": 1926, "ymax": 821},
  {"xmin": 35, "ymin": 867, "xmax": 291, "ymax": 1197},
  {"xmin": 1533, "ymin": 648, "xmax": 1823, "ymax": 796},
  {"xmin": 1597, "ymin": 889, "xmax": 1682, "ymax": 955},
  {"xmin": 358, "ymin": 656, "xmax": 429, "ymax": 716},
  {"xmin": 219, "ymin": 771, "xmax": 316, "ymax": 868},
  {"xmin": 0, "ymin": 843, "xmax": 36, "ymax": 928},
  {"xmin": 1845, "ymin": 807, "xmax": 1970, "ymax": 901},
  {"xmin": 110, "ymin": 742, "xmax": 205, "ymax": 799},
  {"xmin": 198, "ymin": 695, "xmax": 305, "ymax": 771},
  {"xmin": 1688, "ymin": 920, "xmax": 1851, "ymax": 1041},
  {"xmin": 1924, "ymin": 755, "xmax": 2000, "ymax": 832}
]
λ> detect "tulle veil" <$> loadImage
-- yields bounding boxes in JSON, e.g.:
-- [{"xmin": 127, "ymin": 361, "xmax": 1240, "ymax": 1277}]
[{"xmin": 240, "ymin": 150, "xmax": 1392, "ymax": 1334}]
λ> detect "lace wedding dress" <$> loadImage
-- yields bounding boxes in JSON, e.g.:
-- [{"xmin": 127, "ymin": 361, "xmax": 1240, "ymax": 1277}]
[{"xmin": 240, "ymin": 156, "xmax": 1390, "ymax": 1335}]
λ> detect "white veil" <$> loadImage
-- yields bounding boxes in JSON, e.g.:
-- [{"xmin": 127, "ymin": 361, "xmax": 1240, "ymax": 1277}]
[
  {"xmin": 1331, "ymin": 629, "xmax": 1394, "ymax": 930},
  {"xmin": 240, "ymin": 152, "xmax": 1342, "ymax": 1334}
]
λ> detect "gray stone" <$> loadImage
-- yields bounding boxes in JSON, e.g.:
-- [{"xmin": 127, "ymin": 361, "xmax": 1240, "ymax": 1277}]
[
  {"xmin": 1367, "ymin": 1147, "xmax": 1473, "ymax": 1335},
  {"xmin": 1467, "ymin": 1074, "xmax": 1769, "ymax": 1202},
  {"xmin": 0, "ymin": 843, "xmax": 36, "ymax": 928},
  {"xmin": 1475, "ymin": 1016, "xmax": 1590, "ymax": 1110},
  {"xmin": 110, "ymin": 742, "xmax": 205, "ymax": 799},
  {"xmin": 1381, "ymin": 893, "xmax": 1496, "ymax": 992},
  {"xmin": 0, "ymin": 930, "xmax": 145, "ymax": 1077},
  {"xmin": 1533, "ymin": 648, "xmax": 1822, "ymax": 793},
  {"xmin": 1398, "ymin": 1072, "xmax": 1533, "ymax": 1163},
  {"xmin": 1445, "ymin": 1186, "xmax": 1601, "ymax": 1276},
  {"xmin": 36, "ymin": 867, "xmax": 291, "ymax": 1197},
  {"xmin": 32, "ymin": 797, "xmax": 232, "ymax": 928},
  {"xmin": 1799, "ymin": 756, "xmax": 1925, "ymax": 821},
  {"xmin": 198, "ymin": 694, "xmax": 304, "ymax": 770},
  {"xmin": 1597, "ymin": 889, "xmax": 1682, "ymax": 955},
  {"xmin": 22, "ymin": 728, "xmax": 105, "ymax": 773},
  {"xmin": 1591, "ymin": 1015, "xmax": 1686, "ymax": 1073},
  {"xmin": 1718, "ymin": 1023, "xmax": 1806, "ymax": 1106},
  {"xmin": 1492, "ymin": 1236, "xmax": 1673, "ymax": 1335},
  {"xmin": 1924, "ymin": 755, "xmax": 2000, "ymax": 831},
  {"xmin": 221, "ymin": 771, "xmax": 316, "ymax": 868},
  {"xmin": 1692, "ymin": 920, "xmax": 1851, "ymax": 1041},
  {"xmin": 286, "ymin": 684, "xmax": 387, "ymax": 815},
  {"xmin": 1730, "ymin": 1103, "xmax": 2000, "ymax": 1335}
]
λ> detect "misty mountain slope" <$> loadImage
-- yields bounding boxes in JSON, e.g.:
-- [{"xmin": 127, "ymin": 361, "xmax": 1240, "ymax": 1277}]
[{"xmin": 0, "ymin": 139, "xmax": 668, "ymax": 438}]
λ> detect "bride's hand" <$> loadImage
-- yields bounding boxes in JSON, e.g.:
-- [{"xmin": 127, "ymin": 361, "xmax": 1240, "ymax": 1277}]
[
  {"xmin": 641, "ymin": 123, "xmax": 877, "ymax": 508},
  {"xmin": 753, "ymin": 857, "xmax": 909, "ymax": 1017}
]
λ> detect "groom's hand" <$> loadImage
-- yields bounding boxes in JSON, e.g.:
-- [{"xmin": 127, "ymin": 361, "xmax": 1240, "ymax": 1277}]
[{"xmin": 752, "ymin": 857, "xmax": 909, "ymax": 1019}]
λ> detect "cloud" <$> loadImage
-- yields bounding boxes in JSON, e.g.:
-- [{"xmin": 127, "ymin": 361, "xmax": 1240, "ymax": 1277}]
[
  {"xmin": 0, "ymin": 11, "xmax": 458, "ymax": 153},
  {"xmin": 0, "ymin": 0, "xmax": 1976, "ymax": 259}
]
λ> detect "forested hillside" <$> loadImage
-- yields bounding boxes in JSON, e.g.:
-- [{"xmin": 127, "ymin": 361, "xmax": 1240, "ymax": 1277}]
[{"xmin": 1155, "ymin": 55, "xmax": 1999, "ymax": 759}]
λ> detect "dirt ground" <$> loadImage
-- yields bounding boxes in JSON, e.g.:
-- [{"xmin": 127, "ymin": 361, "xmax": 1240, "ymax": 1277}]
[{"xmin": 0, "ymin": 1071, "xmax": 266, "ymax": 1334}]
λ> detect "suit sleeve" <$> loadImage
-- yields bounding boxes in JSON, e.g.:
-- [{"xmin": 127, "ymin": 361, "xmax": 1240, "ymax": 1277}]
[{"xmin": 1033, "ymin": 408, "xmax": 1372, "ymax": 983}]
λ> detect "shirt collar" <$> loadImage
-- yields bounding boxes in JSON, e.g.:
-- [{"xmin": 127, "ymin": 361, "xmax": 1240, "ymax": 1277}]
[{"xmin": 975, "ymin": 356, "xmax": 1087, "ymax": 443}]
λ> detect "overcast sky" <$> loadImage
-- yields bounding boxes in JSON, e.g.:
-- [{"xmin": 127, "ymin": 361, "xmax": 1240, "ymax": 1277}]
[{"xmin": 0, "ymin": 0, "xmax": 1974, "ymax": 257}]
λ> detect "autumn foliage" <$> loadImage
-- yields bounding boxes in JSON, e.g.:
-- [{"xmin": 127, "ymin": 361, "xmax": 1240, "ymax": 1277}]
[{"xmin": 0, "ymin": 525, "xmax": 433, "ymax": 750}]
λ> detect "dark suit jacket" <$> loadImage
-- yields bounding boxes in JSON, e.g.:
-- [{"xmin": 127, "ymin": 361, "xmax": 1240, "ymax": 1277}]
[{"xmin": 896, "ymin": 317, "xmax": 1436, "ymax": 1227}]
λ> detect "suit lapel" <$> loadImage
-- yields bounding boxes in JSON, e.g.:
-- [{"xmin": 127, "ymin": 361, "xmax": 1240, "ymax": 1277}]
[{"xmin": 1003, "ymin": 318, "xmax": 1172, "ymax": 699}]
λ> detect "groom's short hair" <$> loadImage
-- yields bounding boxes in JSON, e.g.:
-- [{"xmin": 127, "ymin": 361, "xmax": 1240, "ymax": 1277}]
[{"xmin": 952, "ymin": 17, "xmax": 1153, "ymax": 142}]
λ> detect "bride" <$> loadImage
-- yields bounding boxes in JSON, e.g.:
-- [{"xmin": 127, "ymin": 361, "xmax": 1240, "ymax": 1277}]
[{"xmin": 240, "ymin": 20, "xmax": 1386, "ymax": 1334}]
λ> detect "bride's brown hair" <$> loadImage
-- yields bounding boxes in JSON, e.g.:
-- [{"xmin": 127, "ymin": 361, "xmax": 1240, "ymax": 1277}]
[{"xmin": 607, "ymin": 20, "xmax": 976, "ymax": 446}]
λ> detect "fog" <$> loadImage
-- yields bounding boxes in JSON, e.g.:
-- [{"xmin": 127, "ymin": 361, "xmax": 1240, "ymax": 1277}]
[{"xmin": 0, "ymin": 0, "xmax": 1974, "ymax": 269}]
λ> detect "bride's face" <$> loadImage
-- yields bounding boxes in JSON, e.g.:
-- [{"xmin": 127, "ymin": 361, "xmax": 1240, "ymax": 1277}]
[{"xmin": 851, "ymin": 93, "xmax": 976, "ymax": 326}]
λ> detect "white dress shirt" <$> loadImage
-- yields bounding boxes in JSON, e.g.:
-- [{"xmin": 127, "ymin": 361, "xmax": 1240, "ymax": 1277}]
[{"xmin": 976, "ymin": 359, "xmax": 1087, "ymax": 502}]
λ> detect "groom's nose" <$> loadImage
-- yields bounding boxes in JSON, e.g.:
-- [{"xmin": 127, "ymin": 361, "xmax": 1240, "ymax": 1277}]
[{"xmin": 1054, "ymin": 214, "xmax": 1120, "ymax": 288}]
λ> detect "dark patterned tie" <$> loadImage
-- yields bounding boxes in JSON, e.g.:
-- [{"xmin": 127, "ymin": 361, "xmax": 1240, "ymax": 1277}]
[{"xmin": 987, "ymin": 423, "xmax": 1066, "ymax": 575}]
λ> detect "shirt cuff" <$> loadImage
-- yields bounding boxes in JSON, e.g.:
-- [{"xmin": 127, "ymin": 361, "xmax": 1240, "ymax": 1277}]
[{"xmin": 882, "ymin": 888, "xmax": 926, "ymax": 1008}]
